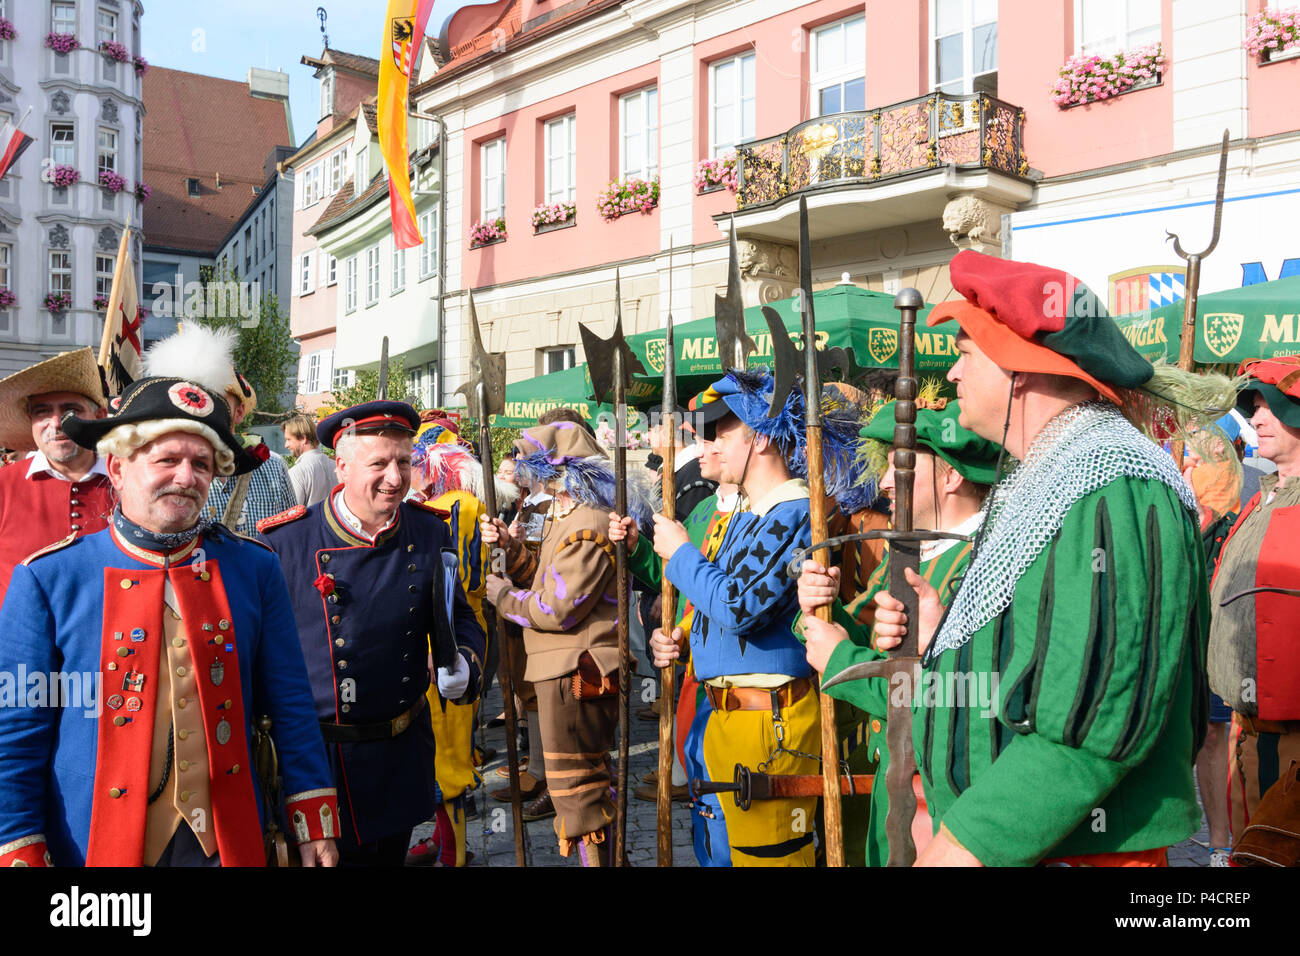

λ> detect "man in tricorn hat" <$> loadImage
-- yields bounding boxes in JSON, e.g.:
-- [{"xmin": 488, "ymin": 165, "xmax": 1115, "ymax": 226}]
[
  {"xmin": 871, "ymin": 250, "xmax": 1237, "ymax": 866},
  {"xmin": 0, "ymin": 347, "xmax": 115, "ymax": 598},
  {"xmin": 258, "ymin": 399, "xmax": 485, "ymax": 866},
  {"xmin": 0, "ymin": 376, "xmax": 339, "ymax": 866},
  {"xmin": 1208, "ymin": 355, "xmax": 1300, "ymax": 847}
]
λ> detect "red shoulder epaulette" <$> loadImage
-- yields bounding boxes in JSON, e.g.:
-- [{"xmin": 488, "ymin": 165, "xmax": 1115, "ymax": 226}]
[
  {"xmin": 413, "ymin": 499, "xmax": 450, "ymax": 519},
  {"xmin": 20, "ymin": 533, "xmax": 77, "ymax": 566},
  {"xmin": 256, "ymin": 504, "xmax": 308, "ymax": 534}
]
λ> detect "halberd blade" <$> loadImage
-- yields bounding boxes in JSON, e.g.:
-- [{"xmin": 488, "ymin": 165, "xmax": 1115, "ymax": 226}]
[
  {"xmin": 715, "ymin": 218, "xmax": 756, "ymax": 372},
  {"xmin": 454, "ymin": 289, "xmax": 507, "ymax": 421},
  {"xmin": 581, "ymin": 269, "xmax": 647, "ymax": 403}
]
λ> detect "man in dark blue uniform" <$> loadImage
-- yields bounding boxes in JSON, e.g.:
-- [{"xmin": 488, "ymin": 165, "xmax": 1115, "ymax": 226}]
[{"xmin": 258, "ymin": 400, "xmax": 485, "ymax": 866}]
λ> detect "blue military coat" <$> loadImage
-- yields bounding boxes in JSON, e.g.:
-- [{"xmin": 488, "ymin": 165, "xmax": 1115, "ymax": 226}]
[
  {"xmin": 0, "ymin": 524, "xmax": 335, "ymax": 867},
  {"xmin": 260, "ymin": 493, "xmax": 485, "ymax": 846}
]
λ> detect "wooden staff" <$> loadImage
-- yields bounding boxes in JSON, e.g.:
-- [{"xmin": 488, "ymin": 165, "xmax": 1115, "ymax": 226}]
[{"xmin": 657, "ymin": 242, "xmax": 677, "ymax": 867}]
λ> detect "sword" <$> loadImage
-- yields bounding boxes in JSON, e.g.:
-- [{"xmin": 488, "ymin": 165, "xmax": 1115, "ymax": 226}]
[
  {"xmin": 763, "ymin": 196, "xmax": 851, "ymax": 867},
  {"xmin": 693, "ymin": 763, "xmax": 875, "ymax": 810},
  {"xmin": 578, "ymin": 270, "xmax": 647, "ymax": 867},
  {"xmin": 454, "ymin": 290, "xmax": 528, "ymax": 867},
  {"xmin": 1167, "ymin": 129, "xmax": 1229, "ymax": 467},
  {"xmin": 657, "ymin": 242, "xmax": 678, "ymax": 867}
]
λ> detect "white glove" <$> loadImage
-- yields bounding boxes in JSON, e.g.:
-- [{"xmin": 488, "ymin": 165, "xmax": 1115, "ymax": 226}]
[{"xmin": 436, "ymin": 654, "xmax": 471, "ymax": 700}]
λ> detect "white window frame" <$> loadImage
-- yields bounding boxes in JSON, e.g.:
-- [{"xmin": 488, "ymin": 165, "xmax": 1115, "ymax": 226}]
[
  {"xmin": 931, "ymin": 0, "xmax": 998, "ymax": 96},
  {"xmin": 52, "ymin": 2, "xmax": 77, "ymax": 35},
  {"xmin": 97, "ymin": 127, "xmax": 117, "ymax": 174},
  {"xmin": 618, "ymin": 87, "xmax": 658, "ymax": 181},
  {"xmin": 544, "ymin": 346, "xmax": 576, "ymax": 374},
  {"xmin": 810, "ymin": 14, "xmax": 866, "ymax": 117},
  {"xmin": 329, "ymin": 150, "xmax": 344, "ymax": 195},
  {"xmin": 95, "ymin": 253, "xmax": 114, "ymax": 299},
  {"xmin": 302, "ymin": 164, "xmax": 322, "ymax": 208},
  {"xmin": 326, "ymin": 254, "xmax": 338, "ymax": 286},
  {"xmin": 298, "ymin": 251, "xmax": 314, "ymax": 296},
  {"xmin": 365, "ymin": 245, "xmax": 380, "ymax": 306},
  {"xmin": 480, "ymin": 138, "xmax": 506, "ymax": 222},
  {"xmin": 344, "ymin": 255, "xmax": 358, "ymax": 312},
  {"xmin": 354, "ymin": 145, "xmax": 368, "ymax": 198},
  {"xmin": 51, "ymin": 123, "xmax": 75, "ymax": 167},
  {"xmin": 96, "ymin": 7, "xmax": 117, "ymax": 44},
  {"xmin": 48, "ymin": 249, "xmax": 73, "ymax": 297},
  {"xmin": 709, "ymin": 53, "xmax": 756, "ymax": 158},
  {"xmin": 0, "ymin": 242, "xmax": 10, "ymax": 334},
  {"xmin": 305, "ymin": 351, "xmax": 322, "ymax": 394},
  {"xmin": 407, "ymin": 366, "xmax": 425, "ymax": 407},
  {"xmin": 544, "ymin": 114, "xmax": 576, "ymax": 204},
  {"xmin": 319, "ymin": 70, "xmax": 334, "ymax": 121},
  {"xmin": 419, "ymin": 209, "xmax": 438, "ymax": 279},
  {"xmin": 332, "ymin": 365, "xmax": 354, "ymax": 391},
  {"xmin": 1074, "ymin": 0, "xmax": 1160, "ymax": 57},
  {"xmin": 391, "ymin": 244, "xmax": 405, "ymax": 294}
]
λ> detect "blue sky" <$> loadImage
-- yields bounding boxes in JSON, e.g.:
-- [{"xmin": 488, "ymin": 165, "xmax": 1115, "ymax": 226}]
[{"xmin": 140, "ymin": 0, "xmax": 475, "ymax": 148}]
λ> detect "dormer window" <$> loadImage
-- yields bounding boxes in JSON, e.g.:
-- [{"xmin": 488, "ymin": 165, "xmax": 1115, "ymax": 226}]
[
  {"xmin": 186, "ymin": 177, "xmax": 201, "ymax": 197},
  {"xmin": 320, "ymin": 69, "xmax": 335, "ymax": 121},
  {"xmin": 355, "ymin": 145, "xmax": 367, "ymax": 198}
]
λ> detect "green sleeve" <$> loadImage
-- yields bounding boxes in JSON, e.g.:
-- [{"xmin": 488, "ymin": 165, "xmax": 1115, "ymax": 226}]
[
  {"xmin": 940, "ymin": 480, "xmax": 1206, "ymax": 865},
  {"xmin": 626, "ymin": 533, "xmax": 661, "ymax": 590},
  {"xmin": 822, "ymin": 638, "xmax": 890, "ymax": 716}
]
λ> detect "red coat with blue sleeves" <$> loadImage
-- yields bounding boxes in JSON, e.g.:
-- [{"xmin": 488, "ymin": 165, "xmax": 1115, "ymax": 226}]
[
  {"xmin": 258, "ymin": 495, "xmax": 485, "ymax": 845},
  {"xmin": 0, "ymin": 524, "xmax": 336, "ymax": 867}
]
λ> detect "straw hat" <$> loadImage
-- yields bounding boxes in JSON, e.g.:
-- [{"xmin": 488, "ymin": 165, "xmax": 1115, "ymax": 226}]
[{"xmin": 0, "ymin": 348, "xmax": 107, "ymax": 452}]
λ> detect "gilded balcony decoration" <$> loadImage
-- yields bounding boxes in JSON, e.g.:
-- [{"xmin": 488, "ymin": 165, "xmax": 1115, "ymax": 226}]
[{"xmin": 736, "ymin": 92, "xmax": 1028, "ymax": 210}]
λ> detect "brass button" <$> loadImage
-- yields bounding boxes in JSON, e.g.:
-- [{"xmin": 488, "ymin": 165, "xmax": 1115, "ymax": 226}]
[
  {"xmin": 116, "ymin": 647, "xmax": 129, "ymax": 658},
  {"xmin": 70, "ymin": 499, "xmax": 80, "ymax": 506},
  {"xmin": 337, "ymin": 660, "xmax": 348, "ymax": 670},
  {"xmin": 408, "ymin": 564, "xmax": 417, "ymax": 572},
  {"xmin": 407, "ymin": 544, "xmax": 415, "ymax": 552},
  {"xmin": 109, "ymin": 787, "xmax": 123, "ymax": 798},
  {"xmin": 331, "ymin": 615, "xmax": 340, "ymax": 624},
  {"xmin": 113, "ymin": 715, "xmax": 126, "ymax": 726},
  {"xmin": 70, "ymin": 512, "xmax": 80, "ymax": 518},
  {"xmin": 180, "ymin": 790, "xmax": 191, "ymax": 802},
  {"xmin": 230, "ymin": 764, "xmax": 239, "ymax": 774},
  {"xmin": 70, "ymin": 524, "xmax": 81, "ymax": 530},
  {"xmin": 178, "ymin": 729, "xmax": 189, "ymax": 741},
  {"xmin": 408, "ymin": 585, "xmax": 417, "ymax": 593},
  {"xmin": 201, "ymin": 571, "xmax": 211, "ymax": 582},
  {"xmin": 334, "ymin": 637, "xmax": 344, "ymax": 647},
  {"xmin": 341, "ymin": 704, "xmax": 351, "ymax": 713},
  {"xmin": 178, "ymin": 697, "xmax": 188, "ymax": 709},
  {"xmin": 120, "ymin": 579, "xmax": 132, "ymax": 590},
  {"xmin": 173, "ymin": 637, "xmax": 185, "ymax": 648},
  {"xmin": 328, "ymin": 594, "xmax": 338, "ymax": 604},
  {"xmin": 176, "ymin": 666, "xmax": 186, "ymax": 677},
  {"xmin": 408, "ymin": 607, "xmax": 416, "ymax": 615},
  {"xmin": 321, "ymin": 553, "xmax": 330, "ymax": 564},
  {"xmin": 223, "ymin": 699, "xmax": 233, "ymax": 710},
  {"xmin": 179, "ymin": 760, "xmax": 190, "ymax": 771}
]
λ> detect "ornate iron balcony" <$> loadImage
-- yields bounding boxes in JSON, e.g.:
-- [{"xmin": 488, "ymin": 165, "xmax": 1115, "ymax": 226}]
[{"xmin": 736, "ymin": 93, "xmax": 1028, "ymax": 209}]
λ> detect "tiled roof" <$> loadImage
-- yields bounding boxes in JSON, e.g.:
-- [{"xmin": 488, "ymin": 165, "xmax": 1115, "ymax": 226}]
[
  {"xmin": 326, "ymin": 48, "xmax": 381, "ymax": 77},
  {"xmin": 306, "ymin": 169, "xmax": 390, "ymax": 237},
  {"xmin": 142, "ymin": 66, "xmax": 291, "ymax": 255},
  {"xmin": 362, "ymin": 102, "xmax": 378, "ymax": 135}
]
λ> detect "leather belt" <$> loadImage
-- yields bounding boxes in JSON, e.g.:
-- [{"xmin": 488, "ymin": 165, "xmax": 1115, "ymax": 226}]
[
  {"xmin": 320, "ymin": 695, "xmax": 427, "ymax": 743},
  {"xmin": 1237, "ymin": 712, "xmax": 1300, "ymax": 736},
  {"xmin": 705, "ymin": 678, "xmax": 812, "ymax": 713}
]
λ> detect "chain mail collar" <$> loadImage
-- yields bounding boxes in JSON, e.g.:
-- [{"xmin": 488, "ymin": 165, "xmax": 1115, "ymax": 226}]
[{"xmin": 930, "ymin": 401, "xmax": 1197, "ymax": 659}]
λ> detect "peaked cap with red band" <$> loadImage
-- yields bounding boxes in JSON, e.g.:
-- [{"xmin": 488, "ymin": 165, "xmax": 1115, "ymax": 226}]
[
  {"xmin": 317, "ymin": 400, "xmax": 420, "ymax": 448},
  {"xmin": 1237, "ymin": 355, "xmax": 1300, "ymax": 429},
  {"xmin": 928, "ymin": 250, "xmax": 1155, "ymax": 405}
]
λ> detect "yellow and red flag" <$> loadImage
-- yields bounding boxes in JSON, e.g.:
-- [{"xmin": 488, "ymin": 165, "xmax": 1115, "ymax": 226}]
[{"xmin": 379, "ymin": 0, "xmax": 435, "ymax": 249}]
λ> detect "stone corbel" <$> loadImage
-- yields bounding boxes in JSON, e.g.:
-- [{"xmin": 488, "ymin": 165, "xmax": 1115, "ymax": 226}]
[
  {"xmin": 736, "ymin": 238, "xmax": 797, "ymax": 307},
  {"xmin": 941, "ymin": 195, "xmax": 1007, "ymax": 256}
]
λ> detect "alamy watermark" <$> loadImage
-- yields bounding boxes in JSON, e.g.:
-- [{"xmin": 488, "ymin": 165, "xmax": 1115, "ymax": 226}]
[{"xmin": 0, "ymin": 667, "xmax": 102, "ymax": 717}]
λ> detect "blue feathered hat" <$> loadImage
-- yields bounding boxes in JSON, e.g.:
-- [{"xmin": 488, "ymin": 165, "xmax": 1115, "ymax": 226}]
[{"xmin": 512, "ymin": 422, "xmax": 653, "ymax": 524}]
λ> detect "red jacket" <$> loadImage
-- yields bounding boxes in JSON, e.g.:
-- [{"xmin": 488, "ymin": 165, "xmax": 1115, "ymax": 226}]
[
  {"xmin": 0, "ymin": 457, "xmax": 114, "ymax": 600},
  {"xmin": 1212, "ymin": 491, "xmax": 1300, "ymax": 720}
]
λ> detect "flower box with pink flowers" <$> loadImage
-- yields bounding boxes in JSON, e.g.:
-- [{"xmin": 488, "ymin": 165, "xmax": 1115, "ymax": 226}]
[
  {"xmin": 135, "ymin": 182, "xmax": 151, "ymax": 202},
  {"xmin": 0, "ymin": 288, "xmax": 15, "ymax": 308},
  {"xmin": 1245, "ymin": 5, "xmax": 1300, "ymax": 62},
  {"xmin": 43, "ymin": 292, "xmax": 71, "ymax": 314},
  {"xmin": 133, "ymin": 54, "xmax": 149, "ymax": 77},
  {"xmin": 596, "ymin": 177, "xmax": 659, "ymax": 222},
  {"xmin": 43, "ymin": 32, "xmax": 80, "ymax": 54},
  {"xmin": 98, "ymin": 40, "xmax": 128, "ymax": 63},
  {"xmin": 0, "ymin": 18, "xmax": 17, "ymax": 41},
  {"xmin": 93, "ymin": 294, "xmax": 110, "ymax": 311},
  {"xmin": 51, "ymin": 165, "xmax": 80, "ymax": 188},
  {"xmin": 532, "ymin": 201, "xmax": 576, "ymax": 233},
  {"xmin": 1050, "ymin": 43, "xmax": 1164, "ymax": 109},
  {"xmin": 469, "ymin": 217, "xmax": 507, "ymax": 248},
  {"xmin": 98, "ymin": 169, "xmax": 127, "ymax": 193},
  {"xmin": 695, "ymin": 155, "xmax": 739, "ymax": 194}
]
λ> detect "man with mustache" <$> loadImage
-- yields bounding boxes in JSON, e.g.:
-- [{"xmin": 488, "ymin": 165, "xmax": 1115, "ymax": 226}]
[
  {"xmin": 0, "ymin": 348, "xmax": 115, "ymax": 599},
  {"xmin": 0, "ymin": 375, "xmax": 339, "ymax": 866},
  {"xmin": 258, "ymin": 400, "xmax": 486, "ymax": 866}
]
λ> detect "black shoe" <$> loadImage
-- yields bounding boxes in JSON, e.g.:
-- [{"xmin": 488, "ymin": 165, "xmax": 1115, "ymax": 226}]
[
  {"xmin": 474, "ymin": 746, "xmax": 498, "ymax": 766},
  {"xmin": 464, "ymin": 794, "xmax": 479, "ymax": 820}
]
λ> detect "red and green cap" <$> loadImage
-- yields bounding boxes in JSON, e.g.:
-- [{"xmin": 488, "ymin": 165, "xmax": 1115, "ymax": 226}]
[
  {"xmin": 928, "ymin": 250, "xmax": 1154, "ymax": 404},
  {"xmin": 1237, "ymin": 355, "xmax": 1300, "ymax": 429}
]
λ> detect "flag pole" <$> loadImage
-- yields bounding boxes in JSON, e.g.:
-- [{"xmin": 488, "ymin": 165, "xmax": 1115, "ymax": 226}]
[{"xmin": 98, "ymin": 213, "xmax": 133, "ymax": 372}]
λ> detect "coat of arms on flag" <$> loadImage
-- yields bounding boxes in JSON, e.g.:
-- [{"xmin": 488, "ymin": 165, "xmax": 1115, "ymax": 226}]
[
  {"xmin": 645, "ymin": 337, "xmax": 667, "ymax": 374},
  {"xmin": 392, "ymin": 17, "xmax": 416, "ymax": 74},
  {"xmin": 1202, "ymin": 312, "xmax": 1245, "ymax": 359},
  {"xmin": 867, "ymin": 327, "xmax": 898, "ymax": 365},
  {"xmin": 1108, "ymin": 265, "xmax": 1187, "ymax": 315}
]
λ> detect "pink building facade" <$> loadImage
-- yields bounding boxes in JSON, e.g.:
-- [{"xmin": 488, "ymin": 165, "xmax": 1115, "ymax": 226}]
[{"xmin": 415, "ymin": 0, "xmax": 1300, "ymax": 402}]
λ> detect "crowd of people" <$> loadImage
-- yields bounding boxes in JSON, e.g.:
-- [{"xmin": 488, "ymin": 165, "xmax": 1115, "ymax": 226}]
[{"xmin": 0, "ymin": 250, "xmax": 1296, "ymax": 868}]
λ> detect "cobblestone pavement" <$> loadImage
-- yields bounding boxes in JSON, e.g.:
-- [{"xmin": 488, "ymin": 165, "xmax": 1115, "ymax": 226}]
[{"xmin": 410, "ymin": 678, "xmax": 1217, "ymax": 867}]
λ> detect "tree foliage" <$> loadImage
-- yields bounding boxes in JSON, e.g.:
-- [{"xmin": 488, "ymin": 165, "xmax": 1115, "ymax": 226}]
[
  {"xmin": 195, "ymin": 265, "xmax": 297, "ymax": 416},
  {"xmin": 330, "ymin": 355, "xmax": 418, "ymax": 409}
]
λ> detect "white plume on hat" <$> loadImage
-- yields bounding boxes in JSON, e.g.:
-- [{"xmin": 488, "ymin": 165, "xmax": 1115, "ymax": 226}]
[{"xmin": 143, "ymin": 321, "xmax": 238, "ymax": 395}]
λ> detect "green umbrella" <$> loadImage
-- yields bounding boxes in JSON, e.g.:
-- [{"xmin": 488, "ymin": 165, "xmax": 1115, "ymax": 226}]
[
  {"xmin": 489, "ymin": 364, "xmax": 616, "ymax": 428},
  {"xmin": 1113, "ymin": 275, "xmax": 1300, "ymax": 366},
  {"xmin": 588, "ymin": 285, "xmax": 961, "ymax": 406}
]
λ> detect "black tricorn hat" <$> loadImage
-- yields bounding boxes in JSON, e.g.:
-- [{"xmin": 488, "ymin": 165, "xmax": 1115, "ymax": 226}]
[{"xmin": 62, "ymin": 377, "xmax": 265, "ymax": 475}]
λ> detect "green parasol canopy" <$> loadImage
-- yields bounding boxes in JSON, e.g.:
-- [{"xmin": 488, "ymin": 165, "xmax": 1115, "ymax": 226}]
[
  {"xmin": 489, "ymin": 364, "xmax": 616, "ymax": 428},
  {"xmin": 1113, "ymin": 275, "xmax": 1300, "ymax": 367},
  {"xmin": 586, "ymin": 284, "xmax": 961, "ymax": 406}
]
